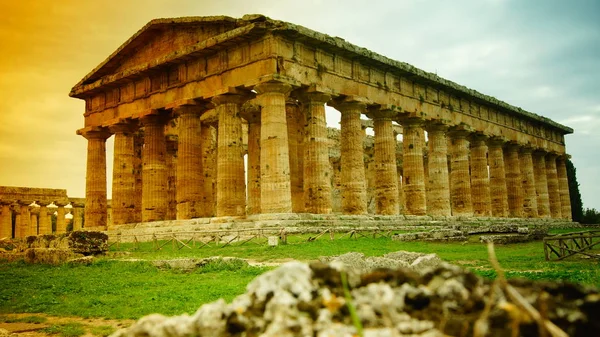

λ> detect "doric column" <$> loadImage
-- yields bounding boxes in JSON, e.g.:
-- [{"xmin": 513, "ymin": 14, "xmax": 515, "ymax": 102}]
[
  {"xmin": 286, "ymin": 99, "xmax": 305, "ymax": 213},
  {"xmin": 174, "ymin": 105, "xmax": 205, "ymax": 219},
  {"xmin": 141, "ymin": 114, "xmax": 168, "ymax": 222},
  {"xmin": 367, "ymin": 108, "xmax": 399, "ymax": 215},
  {"xmin": 212, "ymin": 94, "xmax": 248, "ymax": 216},
  {"xmin": 519, "ymin": 147, "xmax": 538, "ymax": 218},
  {"xmin": 38, "ymin": 202, "xmax": 50, "ymax": 234},
  {"xmin": 487, "ymin": 138, "xmax": 509, "ymax": 217},
  {"xmin": 241, "ymin": 102, "xmax": 261, "ymax": 215},
  {"xmin": 332, "ymin": 98, "xmax": 368, "ymax": 215},
  {"xmin": 449, "ymin": 127, "xmax": 473, "ymax": 217},
  {"xmin": 29, "ymin": 206, "xmax": 39, "ymax": 236},
  {"xmin": 109, "ymin": 122, "xmax": 138, "ymax": 225},
  {"xmin": 133, "ymin": 132, "xmax": 143, "ymax": 222},
  {"xmin": 556, "ymin": 155, "xmax": 572, "ymax": 220},
  {"xmin": 14, "ymin": 205, "xmax": 22, "ymax": 238},
  {"xmin": 425, "ymin": 123, "xmax": 451, "ymax": 216},
  {"xmin": 298, "ymin": 91, "xmax": 332, "ymax": 214},
  {"xmin": 0, "ymin": 203, "xmax": 12, "ymax": 238},
  {"xmin": 399, "ymin": 117, "xmax": 427, "ymax": 215},
  {"xmin": 165, "ymin": 136, "xmax": 177, "ymax": 220},
  {"xmin": 545, "ymin": 153, "xmax": 561, "ymax": 218},
  {"xmin": 79, "ymin": 128, "xmax": 110, "ymax": 230},
  {"xmin": 470, "ymin": 135, "xmax": 492, "ymax": 217},
  {"xmin": 255, "ymin": 81, "xmax": 294, "ymax": 214},
  {"xmin": 504, "ymin": 143, "xmax": 523, "ymax": 217},
  {"xmin": 55, "ymin": 203, "xmax": 67, "ymax": 234},
  {"xmin": 533, "ymin": 150, "xmax": 551, "ymax": 218},
  {"xmin": 200, "ymin": 123, "xmax": 217, "ymax": 217},
  {"xmin": 71, "ymin": 201, "xmax": 84, "ymax": 231}
]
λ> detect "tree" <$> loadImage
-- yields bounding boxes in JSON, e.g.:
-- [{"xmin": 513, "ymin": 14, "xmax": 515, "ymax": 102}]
[{"xmin": 566, "ymin": 159, "xmax": 584, "ymax": 222}]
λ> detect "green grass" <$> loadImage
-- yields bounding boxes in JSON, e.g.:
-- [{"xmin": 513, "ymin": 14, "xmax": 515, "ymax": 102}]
[
  {"xmin": 1, "ymin": 230, "xmax": 598, "ymax": 320},
  {"xmin": 0, "ymin": 314, "xmax": 47, "ymax": 323},
  {"xmin": 89, "ymin": 325, "xmax": 117, "ymax": 337},
  {"xmin": 41, "ymin": 323, "xmax": 86, "ymax": 337}
]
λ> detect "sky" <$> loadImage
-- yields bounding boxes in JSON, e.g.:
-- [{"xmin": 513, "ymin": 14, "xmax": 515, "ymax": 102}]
[{"xmin": 0, "ymin": 0, "xmax": 598, "ymax": 210}]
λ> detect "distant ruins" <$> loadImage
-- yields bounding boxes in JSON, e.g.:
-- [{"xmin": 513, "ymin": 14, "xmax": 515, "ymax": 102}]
[{"xmin": 69, "ymin": 15, "xmax": 573, "ymax": 230}]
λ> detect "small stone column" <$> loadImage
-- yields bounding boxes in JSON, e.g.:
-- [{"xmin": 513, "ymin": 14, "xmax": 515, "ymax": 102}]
[
  {"xmin": 299, "ymin": 91, "xmax": 332, "ymax": 214},
  {"xmin": 213, "ymin": 94, "xmax": 247, "ymax": 217},
  {"xmin": 449, "ymin": 128, "xmax": 473, "ymax": 217},
  {"xmin": 487, "ymin": 138, "xmax": 509, "ymax": 217},
  {"xmin": 38, "ymin": 202, "xmax": 51, "ymax": 234},
  {"xmin": 519, "ymin": 147, "xmax": 538, "ymax": 218},
  {"xmin": 533, "ymin": 150, "xmax": 550, "ymax": 218},
  {"xmin": 55, "ymin": 203, "xmax": 67, "ymax": 234},
  {"xmin": 80, "ymin": 128, "xmax": 110, "ymax": 230},
  {"xmin": 470, "ymin": 135, "xmax": 492, "ymax": 217},
  {"xmin": 0, "ymin": 203, "xmax": 12, "ymax": 238},
  {"xmin": 545, "ymin": 153, "xmax": 561, "ymax": 218},
  {"xmin": 333, "ymin": 98, "xmax": 368, "ymax": 215},
  {"xmin": 165, "ymin": 137, "xmax": 178, "ymax": 220},
  {"xmin": 109, "ymin": 122, "xmax": 138, "ymax": 225},
  {"xmin": 255, "ymin": 81, "xmax": 294, "ymax": 214},
  {"xmin": 286, "ymin": 99, "xmax": 306, "ymax": 213},
  {"xmin": 400, "ymin": 118, "xmax": 427, "ymax": 215},
  {"xmin": 29, "ymin": 206, "xmax": 39, "ymax": 236},
  {"xmin": 425, "ymin": 123, "xmax": 451, "ymax": 217},
  {"xmin": 241, "ymin": 102, "xmax": 261, "ymax": 215},
  {"xmin": 175, "ymin": 105, "xmax": 205, "ymax": 219},
  {"xmin": 133, "ymin": 132, "xmax": 143, "ymax": 222},
  {"xmin": 141, "ymin": 114, "xmax": 169, "ymax": 222},
  {"xmin": 504, "ymin": 143, "xmax": 523, "ymax": 217},
  {"xmin": 556, "ymin": 155, "xmax": 572, "ymax": 220},
  {"xmin": 13, "ymin": 205, "xmax": 22, "ymax": 238},
  {"xmin": 368, "ymin": 108, "xmax": 399, "ymax": 215},
  {"xmin": 200, "ymin": 124, "xmax": 217, "ymax": 217},
  {"xmin": 71, "ymin": 202, "xmax": 84, "ymax": 231}
]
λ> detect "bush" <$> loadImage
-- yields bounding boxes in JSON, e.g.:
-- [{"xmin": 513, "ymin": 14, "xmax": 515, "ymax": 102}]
[{"xmin": 581, "ymin": 208, "xmax": 600, "ymax": 225}]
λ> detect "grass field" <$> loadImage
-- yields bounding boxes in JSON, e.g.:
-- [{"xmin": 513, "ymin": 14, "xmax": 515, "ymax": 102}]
[{"xmin": 0, "ymin": 228, "xmax": 598, "ymax": 320}]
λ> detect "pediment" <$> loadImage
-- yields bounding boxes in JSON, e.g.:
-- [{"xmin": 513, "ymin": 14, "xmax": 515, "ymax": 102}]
[{"xmin": 76, "ymin": 16, "xmax": 240, "ymax": 87}]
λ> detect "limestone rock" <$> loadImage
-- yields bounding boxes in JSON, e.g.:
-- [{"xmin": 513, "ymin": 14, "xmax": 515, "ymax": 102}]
[{"xmin": 24, "ymin": 248, "xmax": 83, "ymax": 265}]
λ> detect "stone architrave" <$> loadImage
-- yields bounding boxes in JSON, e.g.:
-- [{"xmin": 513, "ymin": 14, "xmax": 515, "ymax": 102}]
[
  {"xmin": 174, "ymin": 105, "xmax": 205, "ymax": 219},
  {"xmin": 332, "ymin": 98, "xmax": 368, "ymax": 215},
  {"xmin": 399, "ymin": 117, "xmax": 427, "ymax": 215},
  {"xmin": 109, "ymin": 122, "xmax": 138, "ymax": 225},
  {"xmin": 55, "ymin": 203, "xmax": 67, "ymax": 234},
  {"xmin": 241, "ymin": 102, "xmax": 261, "ymax": 215},
  {"xmin": 286, "ymin": 99, "xmax": 306, "ymax": 213},
  {"xmin": 519, "ymin": 147, "xmax": 538, "ymax": 218},
  {"xmin": 533, "ymin": 150, "xmax": 550, "ymax": 218},
  {"xmin": 368, "ymin": 108, "xmax": 399, "ymax": 215},
  {"xmin": 556, "ymin": 156, "xmax": 572, "ymax": 219},
  {"xmin": 255, "ymin": 81, "xmax": 294, "ymax": 214},
  {"xmin": 80, "ymin": 128, "xmax": 111, "ymax": 229},
  {"xmin": 141, "ymin": 114, "xmax": 169, "ymax": 222},
  {"xmin": 504, "ymin": 143, "xmax": 523, "ymax": 217},
  {"xmin": 165, "ymin": 136, "xmax": 178, "ymax": 221},
  {"xmin": 212, "ymin": 94, "xmax": 248, "ymax": 217},
  {"xmin": 425, "ymin": 123, "xmax": 451, "ymax": 217},
  {"xmin": 449, "ymin": 128, "xmax": 473, "ymax": 217},
  {"xmin": 469, "ymin": 135, "xmax": 492, "ymax": 217},
  {"xmin": 38, "ymin": 202, "xmax": 51, "ymax": 234},
  {"xmin": 545, "ymin": 153, "xmax": 561, "ymax": 218},
  {"xmin": 200, "ymin": 124, "xmax": 217, "ymax": 217},
  {"xmin": 29, "ymin": 206, "xmax": 39, "ymax": 236},
  {"xmin": 0, "ymin": 203, "xmax": 11, "ymax": 238},
  {"xmin": 487, "ymin": 138, "xmax": 509, "ymax": 217},
  {"xmin": 298, "ymin": 91, "xmax": 332, "ymax": 214}
]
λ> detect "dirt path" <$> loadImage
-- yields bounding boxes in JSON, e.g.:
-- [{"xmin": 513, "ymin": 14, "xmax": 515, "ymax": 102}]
[{"xmin": 0, "ymin": 313, "xmax": 134, "ymax": 337}]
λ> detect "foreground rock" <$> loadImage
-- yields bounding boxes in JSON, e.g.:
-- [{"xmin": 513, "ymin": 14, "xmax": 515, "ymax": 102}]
[
  {"xmin": 111, "ymin": 261, "xmax": 599, "ymax": 337},
  {"xmin": 320, "ymin": 251, "xmax": 443, "ymax": 274},
  {"xmin": 24, "ymin": 232, "xmax": 108, "ymax": 255}
]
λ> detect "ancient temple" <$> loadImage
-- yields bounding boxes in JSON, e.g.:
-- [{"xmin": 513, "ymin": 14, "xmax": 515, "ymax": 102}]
[{"xmin": 70, "ymin": 15, "xmax": 573, "ymax": 230}]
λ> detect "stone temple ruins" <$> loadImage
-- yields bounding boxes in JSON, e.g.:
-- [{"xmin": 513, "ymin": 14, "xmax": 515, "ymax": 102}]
[{"xmin": 62, "ymin": 15, "xmax": 573, "ymax": 232}]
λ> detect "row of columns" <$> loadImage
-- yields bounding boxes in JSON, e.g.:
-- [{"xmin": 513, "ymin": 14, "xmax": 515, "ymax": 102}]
[
  {"xmin": 82, "ymin": 84, "xmax": 572, "ymax": 229},
  {"xmin": 0, "ymin": 202, "xmax": 84, "ymax": 239}
]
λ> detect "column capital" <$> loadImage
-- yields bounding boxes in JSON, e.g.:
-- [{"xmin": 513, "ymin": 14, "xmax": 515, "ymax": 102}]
[
  {"xmin": 396, "ymin": 116, "xmax": 424, "ymax": 128},
  {"xmin": 519, "ymin": 145, "xmax": 535, "ymax": 154},
  {"xmin": 448, "ymin": 124, "xmax": 474, "ymax": 138},
  {"xmin": 240, "ymin": 100, "xmax": 261, "ymax": 123},
  {"xmin": 108, "ymin": 120, "xmax": 138, "ymax": 134},
  {"xmin": 365, "ymin": 105, "xmax": 397, "ymax": 120},
  {"xmin": 254, "ymin": 81, "xmax": 293, "ymax": 95},
  {"xmin": 36, "ymin": 200, "xmax": 51, "ymax": 207},
  {"xmin": 140, "ymin": 113, "xmax": 169, "ymax": 126},
  {"xmin": 532, "ymin": 148, "xmax": 548, "ymax": 157},
  {"xmin": 29, "ymin": 206, "xmax": 40, "ymax": 214},
  {"xmin": 469, "ymin": 133, "xmax": 488, "ymax": 144},
  {"xmin": 17, "ymin": 200, "xmax": 34, "ymax": 206},
  {"xmin": 172, "ymin": 101, "xmax": 213, "ymax": 117},
  {"xmin": 486, "ymin": 136, "xmax": 506, "ymax": 148},
  {"xmin": 212, "ymin": 93, "xmax": 253, "ymax": 106},
  {"xmin": 545, "ymin": 151, "xmax": 559, "ymax": 160},
  {"xmin": 329, "ymin": 96, "xmax": 369, "ymax": 113},
  {"xmin": 77, "ymin": 127, "xmax": 111, "ymax": 140},
  {"xmin": 295, "ymin": 90, "xmax": 331, "ymax": 105},
  {"xmin": 424, "ymin": 121, "xmax": 449, "ymax": 132}
]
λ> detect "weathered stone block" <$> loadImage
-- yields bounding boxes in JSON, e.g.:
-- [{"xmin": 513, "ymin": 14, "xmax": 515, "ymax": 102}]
[{"xmin": 24, "ymin": 248, "xmax": 83, "ymax": 265}]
